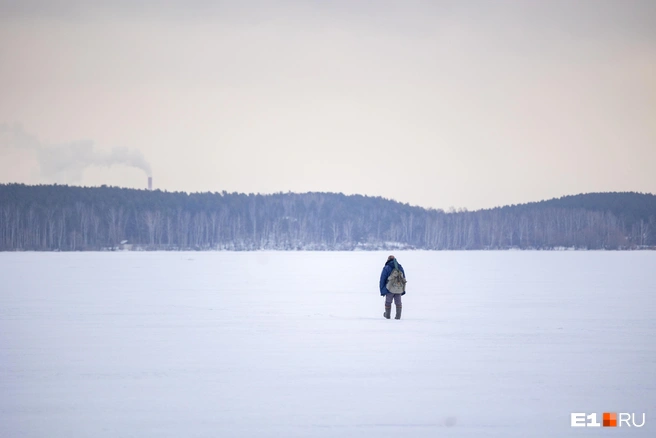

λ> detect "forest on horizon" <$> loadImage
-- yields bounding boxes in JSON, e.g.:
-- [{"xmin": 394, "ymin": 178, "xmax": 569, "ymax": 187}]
[{"xmin": 1, "ymin": 183, "xmax": 655, "ymax": 251}]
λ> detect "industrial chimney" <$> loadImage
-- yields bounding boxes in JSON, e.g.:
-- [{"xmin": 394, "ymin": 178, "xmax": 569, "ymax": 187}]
[{"xmin": 148, "ymin": 176, "xmax": 152, "ymax": 191}]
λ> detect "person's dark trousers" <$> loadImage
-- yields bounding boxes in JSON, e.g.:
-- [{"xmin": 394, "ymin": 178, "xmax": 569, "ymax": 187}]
[{"xmin": 384, "ymin": 293, "xmax": 402, "ymax": 319}]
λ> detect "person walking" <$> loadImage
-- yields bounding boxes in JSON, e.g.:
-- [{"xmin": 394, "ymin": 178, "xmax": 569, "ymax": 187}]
[{"xmin": 379, "ymin": 255, "xmax": 407, "ymax": 319}]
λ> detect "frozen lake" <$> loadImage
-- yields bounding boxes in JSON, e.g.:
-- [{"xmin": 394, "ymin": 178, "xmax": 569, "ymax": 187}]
[{"xmin": 1, "ymin": 251, "xmax": 655, "ymax": 437}]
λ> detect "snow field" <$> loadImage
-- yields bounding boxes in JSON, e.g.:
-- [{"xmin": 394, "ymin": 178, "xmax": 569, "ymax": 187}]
[{"xmin": 1, "ymin": 251, "xmax": 654, "ymax": 437}]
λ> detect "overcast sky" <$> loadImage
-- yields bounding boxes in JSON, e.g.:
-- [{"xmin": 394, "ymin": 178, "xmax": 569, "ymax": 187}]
[{"xmin": 1, "ymin": 0, "xmax": 654, "ymax": 210}]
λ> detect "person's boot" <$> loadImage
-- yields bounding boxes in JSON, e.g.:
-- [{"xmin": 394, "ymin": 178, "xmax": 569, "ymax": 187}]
[
  {"xmin": 383, "ymin": 305, "xmax": 391, "ymax": 319},
  {"xmin": 395, "ymin": 306, "xmax": 402, "ymax": 320}
]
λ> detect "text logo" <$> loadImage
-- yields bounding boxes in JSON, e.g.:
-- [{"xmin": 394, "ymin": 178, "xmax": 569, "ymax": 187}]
[{"xmin": 571, "ymin": 412, "xmax": 646, "ymax": 428}]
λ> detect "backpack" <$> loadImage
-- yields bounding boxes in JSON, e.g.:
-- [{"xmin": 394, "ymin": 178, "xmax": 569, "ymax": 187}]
[{"xmin": 386, "ymin": 260, "xmax": 407, "ymax": 294}]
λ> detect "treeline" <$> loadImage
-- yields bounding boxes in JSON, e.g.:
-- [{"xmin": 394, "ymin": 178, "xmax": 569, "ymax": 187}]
[{"xmin": 1, "ymin": 184, "xmax": 655, "ymax": 251}]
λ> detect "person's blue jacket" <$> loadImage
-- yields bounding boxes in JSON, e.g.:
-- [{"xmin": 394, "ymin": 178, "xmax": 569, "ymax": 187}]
[{"xmin": 379, "ymin": 258, "xmax": 406, "ymax": 296}]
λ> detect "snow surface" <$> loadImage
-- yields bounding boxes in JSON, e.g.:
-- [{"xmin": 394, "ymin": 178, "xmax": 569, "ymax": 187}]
[{"xmin": 1, "ymin": 251, "xmax": 654, "ymax": 438}]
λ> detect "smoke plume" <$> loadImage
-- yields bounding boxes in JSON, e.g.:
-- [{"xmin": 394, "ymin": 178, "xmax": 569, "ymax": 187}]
[{"xmin": 0, "ymin": 123, "xmax": 151, "ymax": 182}]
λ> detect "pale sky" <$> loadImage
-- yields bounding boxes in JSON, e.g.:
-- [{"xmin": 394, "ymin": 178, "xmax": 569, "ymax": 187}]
[{"xmin": 1, "ymin": 0, "xmax": 654, "ymax": 210}]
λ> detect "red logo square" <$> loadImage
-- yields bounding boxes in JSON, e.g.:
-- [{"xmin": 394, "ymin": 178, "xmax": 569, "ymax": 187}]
[{"xmin": 603, "ymin": 412, "xmax": 617, "ymax": 427}]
